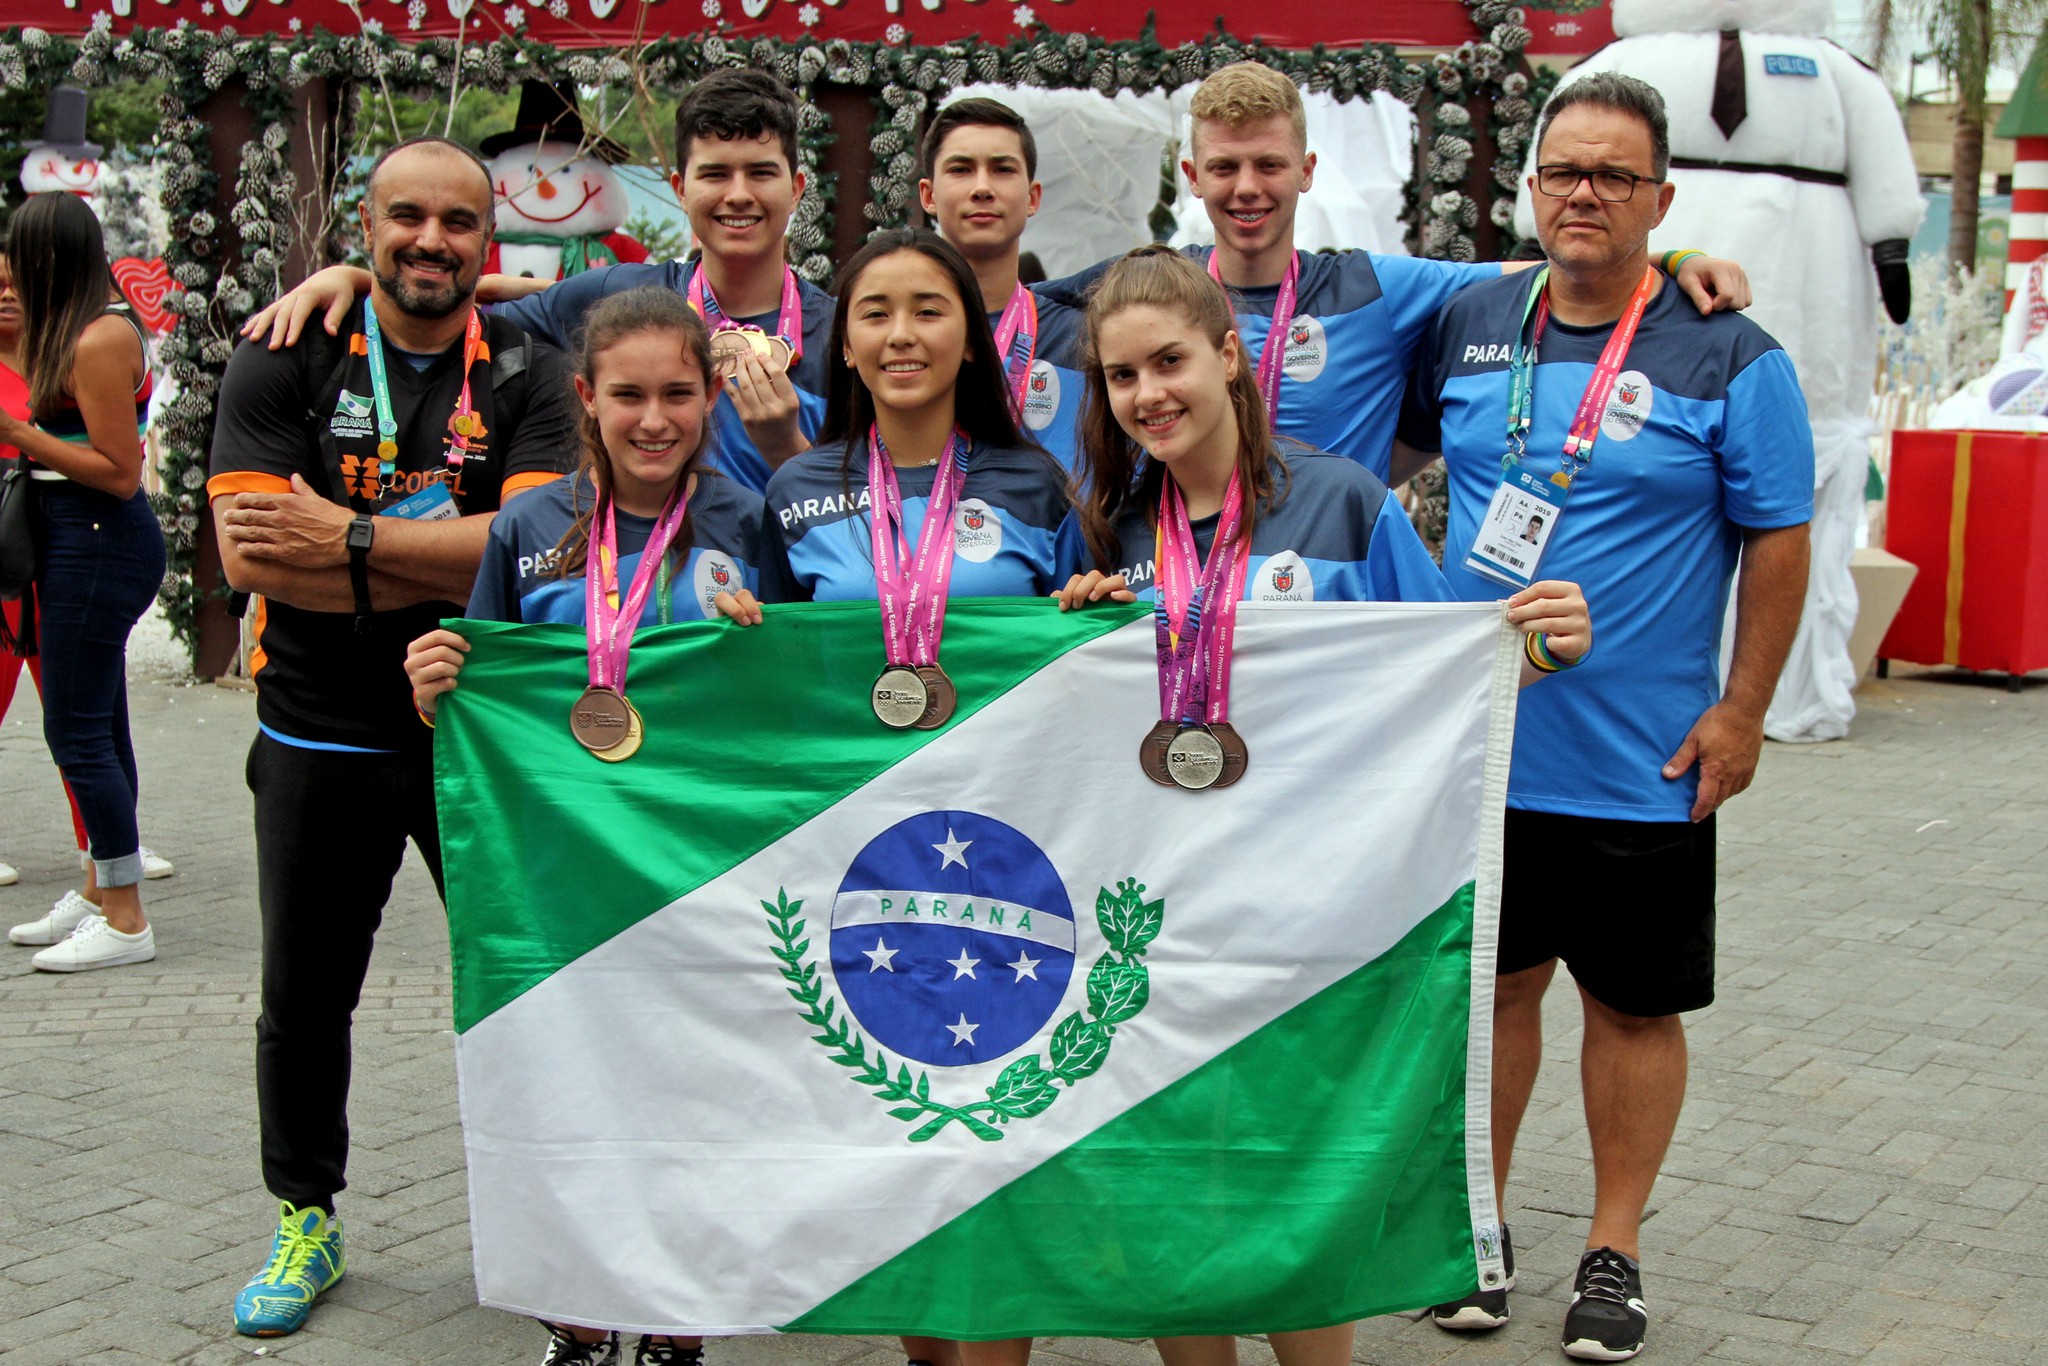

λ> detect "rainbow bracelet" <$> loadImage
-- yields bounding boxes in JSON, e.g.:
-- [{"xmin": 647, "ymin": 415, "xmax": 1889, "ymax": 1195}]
[
  {"xmin": 1525, "ymin": 631, "xmax": 1582, "ymax": 673},
  {"xmin": 1659, "ymin": 248, "xmax": 1705, "ymax": 276}
]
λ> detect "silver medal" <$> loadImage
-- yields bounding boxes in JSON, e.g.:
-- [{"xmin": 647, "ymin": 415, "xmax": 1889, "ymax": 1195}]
[
  {"xmin": 1165, "ymin": 725, "xmax": 1227, "ymax": 791},
  {"xmin": 872, "ymin": 665, "xmax": 930, "ymax": 730}
]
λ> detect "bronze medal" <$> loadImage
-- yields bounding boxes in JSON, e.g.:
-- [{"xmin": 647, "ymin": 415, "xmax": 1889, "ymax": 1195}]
[
  {"xmin": 570, "ymin": 686, "xmax": 633, "ymax": 753},
  {"xmin": 1164, "ymin": 724, "xmax": 1227, "ymax": 791},
  {"xmin": 1208, "ymin": 721, "xmax": 1250, "ymax": 789},
  {"xmin": 912, "ymin": 664, "xmax": 956, "ymax": 730},
  {"xmin": 1139, "ymin": 720, "xmax": 1181, "ymax": 787},
  {"xmin": 872, "ymin": 665, "xmax": 929, "ymax": 730},
  {"xmin": 591, "ymin": 698, "xmax": 645, "ymax": 763},
  {"xmin": 709, "ymin": 327, "xmax": 792, "ymax": 379}
]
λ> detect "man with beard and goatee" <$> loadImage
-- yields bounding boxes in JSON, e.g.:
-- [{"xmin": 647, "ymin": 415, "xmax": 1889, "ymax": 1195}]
[{"xmin": 206, "ymin": 136, "xmax": 575, "ymax": 1339}]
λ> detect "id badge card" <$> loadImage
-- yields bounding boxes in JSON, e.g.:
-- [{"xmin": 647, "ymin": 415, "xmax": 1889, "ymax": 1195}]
[
  {"xmin": 382, "ymin": 482, "xmax": 459, "ymax": 522},
  {"xmin": 1466, "ymin": 459, "xmax": 1568, "ymax": 590}
]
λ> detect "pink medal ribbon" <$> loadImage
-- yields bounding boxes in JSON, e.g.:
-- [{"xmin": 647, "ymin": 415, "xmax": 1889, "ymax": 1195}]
[
  {"xmin": 688, "ymin": 262, "xmax": 805, "ymax": 361},
  {"xmin": 992, "ymin": 282, "xmax": 1039, "ymax": 418},
  {"xmin": 1209, "ymin": 248, "xmax": 1301, "ymax": 422},
  {"xmin": 584, "ymin": 483, "xmax": 689, "ymax": 696},
  {"xmin": 1153, "ymin": 472, "xmax": 1250, "ymax": 726},
  {"xmin": 1536, "ymin": 265, "xmax": 1657, "ymax": 465},
  {"xmin": 868, "ymin": 425, "xmax": 969, "ymax": 668}
]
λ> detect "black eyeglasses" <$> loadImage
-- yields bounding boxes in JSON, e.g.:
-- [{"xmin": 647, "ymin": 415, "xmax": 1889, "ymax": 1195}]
[{"xmin": 1534, "ymin": 164, "xmax": 1663, "ymax": 202}]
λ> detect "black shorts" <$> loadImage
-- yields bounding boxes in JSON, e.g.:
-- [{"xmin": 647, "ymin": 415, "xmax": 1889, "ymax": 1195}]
[{"xmin": 1496, "ymin": 808, "xmax": 1716, "ymax": 1017}]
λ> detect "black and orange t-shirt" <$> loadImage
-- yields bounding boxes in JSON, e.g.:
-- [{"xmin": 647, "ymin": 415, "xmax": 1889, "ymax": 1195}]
[{"xmin": 207, "ymin": 302, "xmax": 576, "ymax": 751}]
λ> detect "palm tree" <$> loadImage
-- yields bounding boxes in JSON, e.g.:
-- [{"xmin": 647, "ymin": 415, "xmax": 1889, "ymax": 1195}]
[{"xmin": 1872, "ymin": 0, "xmax": 2048, "ymax": 272}]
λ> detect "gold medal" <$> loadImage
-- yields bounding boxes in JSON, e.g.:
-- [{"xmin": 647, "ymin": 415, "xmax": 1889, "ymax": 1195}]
[
  {"xmin": 452, "ymin": 413, "xmax": 477, "ymax": 438},
  {"xmin": 376, "ymin": 439, "xmax": 398, "ymax": 461}
]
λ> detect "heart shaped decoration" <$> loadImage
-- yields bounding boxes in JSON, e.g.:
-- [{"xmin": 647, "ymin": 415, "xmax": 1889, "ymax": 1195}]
[{"xmin": 112, "ymin": 256, "xmax": 178, "ymax": 336}]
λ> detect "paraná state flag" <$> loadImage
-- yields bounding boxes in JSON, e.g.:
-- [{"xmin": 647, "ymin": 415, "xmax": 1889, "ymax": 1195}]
[{"xmin": 434, "ymin": 599, "xmax": 1518, "ymax": 1337}]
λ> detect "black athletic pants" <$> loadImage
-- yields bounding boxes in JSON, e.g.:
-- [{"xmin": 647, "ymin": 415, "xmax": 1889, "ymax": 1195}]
[{"xmin": 248, "ymin": 731, "xmax": 444, "ymax": 1211}]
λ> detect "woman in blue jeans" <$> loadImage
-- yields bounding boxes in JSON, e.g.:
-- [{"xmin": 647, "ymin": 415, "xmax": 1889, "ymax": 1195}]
[{"xmin": 0, "ymin": 192, "xmax": 163, "ymax": 971}]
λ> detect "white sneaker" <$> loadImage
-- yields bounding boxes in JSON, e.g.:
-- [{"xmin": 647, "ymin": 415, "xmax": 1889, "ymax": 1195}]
[
  {"xmin": 31, "ymin": 914, "xmax": 156, "ymax": 971},
  {"xmin": 9, "ymin": 890, "xmax": 98, "ymax": 946},
  {"xmin": 0, "ymin": 859, "xmax": 17, "ymax": 887}
]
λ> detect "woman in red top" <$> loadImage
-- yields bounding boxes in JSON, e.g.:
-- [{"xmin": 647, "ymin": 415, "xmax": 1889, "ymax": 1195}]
[{"xmin": 0, "ymin": 193, "xmax": 165, "ymax": 970}]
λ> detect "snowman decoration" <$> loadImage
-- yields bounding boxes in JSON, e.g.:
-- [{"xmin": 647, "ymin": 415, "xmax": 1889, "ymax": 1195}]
[
  {"xmin": 1516, "ymin": 0, "xmax": 1925, "ymax": 744},
  {"xmin": 19, "ymin": 87, "xmax": 104, "ymax": 200},
  {"xmin": 482, "ymin": 81, "xmax": 649, "ymax": 281}
]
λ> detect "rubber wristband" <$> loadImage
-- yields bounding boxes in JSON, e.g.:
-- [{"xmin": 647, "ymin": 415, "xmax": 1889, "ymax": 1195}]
[
  {"xmin": 1524, "ymin": 630, "xmax": 1562, "ymax": 674},
  {"xmin": 1534, "ymin": 631, "xmax": 1583, "ymax": 670},
  {"xmin": 1660, "ymin": 248, "xmax": 1704, "ymax": 276},
  {"xmin": 415, "ymin": 703, "xmax": 437, "ymax": 729}
]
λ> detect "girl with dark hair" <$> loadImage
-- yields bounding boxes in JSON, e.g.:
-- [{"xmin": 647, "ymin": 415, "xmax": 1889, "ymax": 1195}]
[
  {"xmin": 0, "ymin": 192, "xmax": 166, "ymax": 972},
  {"xmin": 1039, "ymin": 249, "xmax": 1592, "ymax": 1366},
  {"xmin": 406, "ymin": 286, "xmax": 760, "ymax": 1366},
  {"xmin": 760, "ymin": 228, "xmax": 1079, "ymax": 735}
]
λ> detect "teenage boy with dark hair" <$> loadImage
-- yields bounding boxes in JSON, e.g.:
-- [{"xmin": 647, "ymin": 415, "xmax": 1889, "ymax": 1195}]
[
  {"xmin": 916, "ymin": 96, "xmax": 1086, "ymax": 469},
  {"xmin": 245, "ymin": 69, "xmax": 832, "ymax": 493}
]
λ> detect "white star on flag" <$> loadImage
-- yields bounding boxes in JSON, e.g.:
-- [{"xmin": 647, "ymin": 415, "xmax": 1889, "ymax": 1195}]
[
  {"xmin": 933, "ymin": 828, "xmax": 973, "ymax": 869},
  {"xmin": 862, "ymin": 937, "xmax": 898, "ymax": 973},
  {"xmin": 947, "ymin": 948, "xmax": 980, "ymax": 980},
  {"xmin": 946, "ymin": 1014, "xmax": 980, "ymax": 1046},
  {"xmin": 1007, "ymin": 952, "xmax": 1040, "ymax": 982}
]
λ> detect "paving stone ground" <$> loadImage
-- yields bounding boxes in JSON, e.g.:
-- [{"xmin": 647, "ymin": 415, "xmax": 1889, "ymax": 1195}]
[{"xmin": 2, "ymin": 624, "xmax": 2043, "ymax": 1365}]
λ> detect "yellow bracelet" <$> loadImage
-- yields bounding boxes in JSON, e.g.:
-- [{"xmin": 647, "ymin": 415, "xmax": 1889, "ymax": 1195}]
[
  {"xmin": 1524, "ymin": 630, "xmax": 1563, "ymax": 674},
  {"xmin": 416, "ymin": 703, "xmax": 437, "ymax": 729},
  {"xmin": 1660, "ymin": 248, "xmax": 1704, "ymax": 276}
]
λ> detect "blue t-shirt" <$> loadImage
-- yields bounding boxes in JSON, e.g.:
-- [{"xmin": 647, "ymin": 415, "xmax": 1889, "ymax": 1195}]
[
  {"xmin": 1102, "ymin": 449, "xmax": 1453, "ymax": 606},
  {"xmin": 1009, "ymin": 292, "xmax": 1088, "ymax": 474},
  {"xmin": 494, "ymin": 259, "xmax": 834, "ymax": 494},
  {"xmin": 1400, "ymin": 271, "xmax": 1815, "ymax": 822},
  {"xmin": 761, "ymin": 436, "xmax": 1083, "ymax": 603},
  {"xmin": 468, "ymin": 467, "xmax": 765, "ymax": 625},
  {"xmin": 1038, "ymin": 248, "xmax": 1499, "ymax": 483}
]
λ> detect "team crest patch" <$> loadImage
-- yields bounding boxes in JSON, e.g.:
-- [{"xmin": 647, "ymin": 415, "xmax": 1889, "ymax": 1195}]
[
  {"xmin": 953, "ymin": 498, "xmax": 1003, "ymax": 563},
  {"xmin": 330, "ymin": 389, "xmax": 375, "ymax": 439},
  {"xmin": 765, "ymin": 809, "xmax": 1160, "ymax": 1142},
  {"xmin": 1021, "ymin": 359, "xmax": 1060, "ymax": 432},
  {"xmin": 692, "ymin": 551, "xmax": 743, "ymax": 617},
  {"xmin": 1599, "ymin": 369, "xmax": 1652, "ymax": 442},
  {"xmin": 1280, "ymin": 315, "xmax": 1328, "ymax": 383},
  {"xmin": 1256, "ymin": 550, "xmax": 1314, "ymax": 602}
]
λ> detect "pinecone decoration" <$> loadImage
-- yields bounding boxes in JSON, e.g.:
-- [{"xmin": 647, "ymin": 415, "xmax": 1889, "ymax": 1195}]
[
  {"xmin": 1170, "ymin": 44, "xmax": 1204, "ymax": 85},
  {"xmin": 943, "ymin": 56, "xmax": 968, "ymax": 87},
  {"xmin": 973, "ymin": 48, "xmax": 1003, "ymax": 83},
  {"xmin": 1090, "ymin": 58, "xmax": 1117, "ymax": 94},
  {"xmin": 798, "ymin": 45, "xmax": 826, "ymax": 84},
  {"xmin": 703, "ymin": 34, "xmax": 727, "ymax": 67},
  {"xmin": 1032, "ymin": 41, "xmax": 1067, "ymax": 78}
]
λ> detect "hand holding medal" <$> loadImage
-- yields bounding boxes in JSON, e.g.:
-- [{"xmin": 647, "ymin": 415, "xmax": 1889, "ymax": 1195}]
[
  {"xmin": 1142, "ymin": 471, "xmax": 1252, "ymax": 791},
  {"xmin": 868, "ymin": 424, "xmax": 968, "ymax": 731},
  {"xmin": 571, "ymin": 483, "xmax": 689, "ymax": 762}
]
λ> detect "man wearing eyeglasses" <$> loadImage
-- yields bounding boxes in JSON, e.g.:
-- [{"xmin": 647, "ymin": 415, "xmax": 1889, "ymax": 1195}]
[{"xmin": 1396, "ymin": 73, "xmax": 1812, "ymax": 1362}]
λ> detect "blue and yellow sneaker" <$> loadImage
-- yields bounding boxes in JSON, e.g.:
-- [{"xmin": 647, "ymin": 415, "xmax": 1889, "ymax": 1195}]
[{"xmin": 232, "ymin": 1201, "xmax": 346, "ymax": 1336}]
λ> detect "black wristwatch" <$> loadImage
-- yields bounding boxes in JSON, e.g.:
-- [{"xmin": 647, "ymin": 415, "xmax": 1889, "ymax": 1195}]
[{"xmin": 347, "ymin": 514, "xmax": 375, "ymax": 627}]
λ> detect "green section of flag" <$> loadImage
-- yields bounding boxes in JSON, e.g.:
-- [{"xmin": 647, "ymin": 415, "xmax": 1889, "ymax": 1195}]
[
  {"xmin": 436, "ymin": 600, "xmax": 1145, "ymax": 1033},
  {"xmin": 783, "ymin": 885, "xmax": 1480, "ymax": 1338}
]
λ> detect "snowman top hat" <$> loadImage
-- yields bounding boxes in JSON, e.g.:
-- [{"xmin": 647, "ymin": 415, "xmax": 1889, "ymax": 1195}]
[
  {"xmin": 480, "ymin": 80, "xmax": 629, "ymax": 165},
  {"xmin": 27, "ymin": 88, "xmax": 102, "ymax": 159}
]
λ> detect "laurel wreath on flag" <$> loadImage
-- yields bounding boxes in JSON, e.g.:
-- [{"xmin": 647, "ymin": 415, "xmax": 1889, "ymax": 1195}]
[{"xmin": 763, "ymin": 877, "xmax": 1163, "ymax": 1142}]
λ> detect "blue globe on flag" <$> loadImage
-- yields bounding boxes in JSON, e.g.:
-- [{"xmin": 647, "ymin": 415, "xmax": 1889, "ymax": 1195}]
[{"xmin": 829, "ymin": 811, "xmax": 1076, "ymax": 1067}]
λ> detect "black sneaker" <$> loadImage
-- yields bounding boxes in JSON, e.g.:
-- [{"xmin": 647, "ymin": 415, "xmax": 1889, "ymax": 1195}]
[
  {"xmin": 539, "ymin": 1324, "xmax": 620, "ymax": 1366},
  {"xmin": 634, "ymin": 1339, "xmax": 704, "ymax": 1366},
  {"xmin": 1430, "ymin": 1224, "xmax": 1514, "ymax": 1331},
  {"xmin": 1562, "ymin": 1246, "xmax": 1646, "ymax": 1361}
]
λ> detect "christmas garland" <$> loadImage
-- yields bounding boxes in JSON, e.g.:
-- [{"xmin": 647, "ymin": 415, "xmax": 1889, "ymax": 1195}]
[{"xmin": 0, "ymin": 4, "xmax": 1537, "ymax": 668}]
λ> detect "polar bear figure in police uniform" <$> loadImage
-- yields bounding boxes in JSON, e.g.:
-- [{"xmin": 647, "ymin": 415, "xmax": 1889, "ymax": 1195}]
[{"xmin": 1515, "ymin": 0, "xmax": 1924, "ymax": 743}]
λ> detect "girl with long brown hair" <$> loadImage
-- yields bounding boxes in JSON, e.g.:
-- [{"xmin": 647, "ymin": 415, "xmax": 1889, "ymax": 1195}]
[
  {"xmin": 0, "ymin": 192, "xmax": 165, "ymax": 971},
  {"xmin": 407, "ymin": 286, "xmax": 760, "ymax": 1366},
  {"xmin": 1027, "ymin": 248, "xmax": 1593, "ymax": 1366}
]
